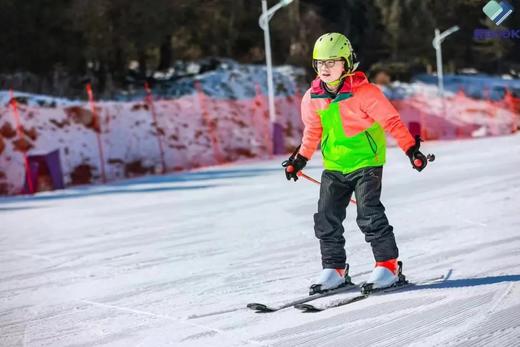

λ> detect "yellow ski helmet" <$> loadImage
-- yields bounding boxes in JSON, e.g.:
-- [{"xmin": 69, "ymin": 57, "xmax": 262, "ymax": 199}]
[{"xmin": 312, "ymin": 33, "xmax": 358, "ymax": 73}]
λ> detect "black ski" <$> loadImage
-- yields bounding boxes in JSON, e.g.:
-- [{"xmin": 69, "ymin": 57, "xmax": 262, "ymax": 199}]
[
  {"xmin": 294, "ymin": 279, "xmax": 412, "ymax": 312},
  {"xmin": 247, "ymin": 264, "xmax": 359, "ymax": 313},
  {"xmin": 247, "ymin": 283, "xmax": 360, "ymax": 312},
  {"xmin": 294, "ymin": 293, "xmax": 368, "ymax": 312},
  {"xmin": 294, "ymin": 272, "xmax": 448, "ymax": 312}
]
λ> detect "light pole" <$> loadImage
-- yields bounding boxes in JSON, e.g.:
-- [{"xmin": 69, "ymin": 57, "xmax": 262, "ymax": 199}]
[
  {"xmin": 259, "ymin": 0, "xmax": 294, "ymax": 154},
  {"xmin": 432, "ymin": 25, "xmax": 459, "ymax": 118}
]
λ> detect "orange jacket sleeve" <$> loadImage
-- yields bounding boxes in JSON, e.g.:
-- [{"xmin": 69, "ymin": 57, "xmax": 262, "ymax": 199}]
[
  {"xmin": 359, "ymin": 84, "xmax": 415, "ymax": 153},
  {"xmin": 298, "ymin": 89, "xmax": 322, "ymax": 160}
]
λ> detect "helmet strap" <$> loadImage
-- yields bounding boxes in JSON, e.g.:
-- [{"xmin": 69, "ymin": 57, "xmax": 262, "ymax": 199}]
[
  {"xmin": 325, "ymin": 71, "xmax": 355, "ymax": 88},
  {"xmin": 327, "ymin": 77, "xmax": 343, "ymax": 87}
]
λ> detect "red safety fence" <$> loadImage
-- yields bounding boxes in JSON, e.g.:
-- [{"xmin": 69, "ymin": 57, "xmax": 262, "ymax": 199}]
[
  {"xmin": 0, "ymin": 86, "xmax": 303, "ymax": 195},
  {"xmin": 8, "ymin": 89, "xmax": 34, "ymax": 194},
  {"xmin": 144, "ymin": 81, "xmax": 167, "ymax": 174},
  {"xmin": 0, "ymin": 84, "xmax": 517, "ymax": 195},
  {"xmin": 391, "ymin": 89, "xmax": 518, "ymax": 140},
  {"xmin": 85, "ymin": 83, "xmax": 107, "ymax": 183}
]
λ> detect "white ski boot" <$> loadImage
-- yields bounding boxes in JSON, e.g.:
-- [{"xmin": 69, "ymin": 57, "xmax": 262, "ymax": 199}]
[
  {"xmin": 309, "ymin": 265, "xmax": 352, "ymax": 295},
  {"xmin": 363, "ymin": 259, "xmax": 401, "ymax": 293}
]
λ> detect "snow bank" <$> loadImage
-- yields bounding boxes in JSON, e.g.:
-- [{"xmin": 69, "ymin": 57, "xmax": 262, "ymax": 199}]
[
  {"xmin": 1, "ymin": 67, "xmax": 518, "ymax": 195},
  {"xmin": 0, "ymin": 62, "xmax": 306, "ymax": 195}
]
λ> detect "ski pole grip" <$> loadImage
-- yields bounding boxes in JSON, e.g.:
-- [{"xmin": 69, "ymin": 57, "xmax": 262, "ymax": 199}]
[{"xmin": 286, "ymin": 165, "xmax": 294, "ymax": 173}]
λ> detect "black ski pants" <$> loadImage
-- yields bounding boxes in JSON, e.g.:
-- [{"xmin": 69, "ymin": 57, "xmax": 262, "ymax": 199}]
[{"xmin": 314, "ymin": 166, "xmax": 399, "ymax": 269}]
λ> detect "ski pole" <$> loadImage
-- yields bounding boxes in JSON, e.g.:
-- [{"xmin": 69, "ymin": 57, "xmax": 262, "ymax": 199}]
[
  {"xmin": 297, "ymin": 171, "xmax": 320, "ymax": 185},
  {"xmin": 286, "ymin": 166, "xmax": 357, "ymax": 205}
]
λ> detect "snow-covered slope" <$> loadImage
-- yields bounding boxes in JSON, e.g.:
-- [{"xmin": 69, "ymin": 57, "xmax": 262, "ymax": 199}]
[{"xmin": 1, "ymin": 133, "xmax": 520, "ymax": 346}]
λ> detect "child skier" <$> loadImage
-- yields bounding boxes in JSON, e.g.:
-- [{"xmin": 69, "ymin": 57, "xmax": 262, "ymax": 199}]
[{"xmin": 283, "ymin": 33, "xmax": 429, "ymax": 293}]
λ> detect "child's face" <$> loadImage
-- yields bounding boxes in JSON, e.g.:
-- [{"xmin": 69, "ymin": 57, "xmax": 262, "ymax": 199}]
[{"xmin": 316, "ymin": 59, "xmax": 345, "ymax": 84}]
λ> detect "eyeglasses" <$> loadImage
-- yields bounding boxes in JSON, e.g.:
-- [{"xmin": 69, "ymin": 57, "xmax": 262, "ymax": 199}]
[{"xmin": 314, "ymin": 59, "xmax": 343, "ymax": 69}]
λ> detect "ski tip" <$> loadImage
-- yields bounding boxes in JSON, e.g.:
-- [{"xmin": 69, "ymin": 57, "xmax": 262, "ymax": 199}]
[
  {"xmin": 246, "ymin": 303, "xmax": 275, "ymax": 312},
  {"xmin": 294, "ymin": 304, "xmax": 322, "ymax": 312}
]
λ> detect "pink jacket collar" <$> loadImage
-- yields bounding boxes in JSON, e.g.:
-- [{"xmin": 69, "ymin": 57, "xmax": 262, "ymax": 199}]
[{"xmin": 310, "ymin": 71, "xmax": 369, "ymax": 96}]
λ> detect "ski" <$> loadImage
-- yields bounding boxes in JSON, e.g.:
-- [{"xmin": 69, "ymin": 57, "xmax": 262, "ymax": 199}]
[
  {"xmin": 247, "ymin": 263, "xmax": 360, "ymax": 313},
  {"xmin": 247, "ymin": 282, "xmax": 360, "ymax": 312},
  {"xmin": 294, "ymin": 292, "xmax": 368, "ymax": 312},
  {"xmin": 294, "ymin": 273, "xmax": 448, "ymax": 312}
]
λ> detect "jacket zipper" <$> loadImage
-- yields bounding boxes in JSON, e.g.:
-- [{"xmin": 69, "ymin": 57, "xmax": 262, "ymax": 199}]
[
  {"xmin": 321, "ymin": 134, "xmax": 329, "ymax": 157},
  {"xmin": 365, "ymin": 131, "xmax": 380, "ymax": 162}
]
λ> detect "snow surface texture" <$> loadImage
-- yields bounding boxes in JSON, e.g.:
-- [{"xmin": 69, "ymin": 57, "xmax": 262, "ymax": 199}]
[{"xmin": 1, "ymin": 134, "xmax": 520, "ymax": 346}]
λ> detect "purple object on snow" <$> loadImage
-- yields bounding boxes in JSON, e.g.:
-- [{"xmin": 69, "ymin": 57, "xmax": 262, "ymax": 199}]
[{"xmin": 24, "ymin": 149, "xmax": 65, "ymax": 193}]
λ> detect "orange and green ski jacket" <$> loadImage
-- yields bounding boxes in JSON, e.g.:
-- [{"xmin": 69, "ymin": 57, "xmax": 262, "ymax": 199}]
[{"xmin": 299, "ymin": 71, "xmax": 415, "ymax": 173}]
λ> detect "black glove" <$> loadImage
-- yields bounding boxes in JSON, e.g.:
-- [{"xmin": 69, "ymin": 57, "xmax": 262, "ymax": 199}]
[
  {"xmin": 282, "ymin": 153, "xmax": 308, "ymax": 181},
  {"xmin": 406, "ymin": 135, "xmax": 427, "ymax": 172}
]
